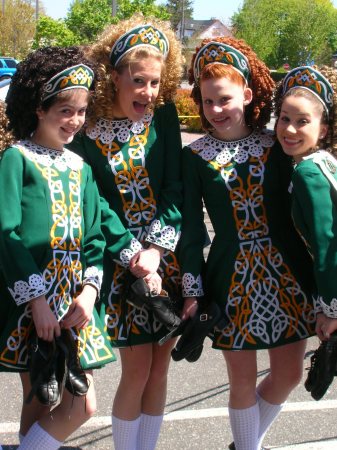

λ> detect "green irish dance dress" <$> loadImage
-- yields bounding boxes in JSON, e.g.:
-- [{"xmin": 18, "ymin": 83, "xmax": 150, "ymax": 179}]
[
  {"xmin": 291, "ymin": 150, "xmax": 337, "ymax": 318},
  {"xmin": 69, "ymin": 103, "xmax": 182, "ymax": 346},
  {"xmin": 0, "ymin": 141, "xmax": 118, "ymax": 371},
  {"xmin": 180, "ymin": 130, "xmax": 315, "ymax": 350}
]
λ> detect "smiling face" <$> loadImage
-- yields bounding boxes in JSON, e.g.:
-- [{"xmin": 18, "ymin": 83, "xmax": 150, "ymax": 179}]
[
  {"xmin": 34, "ymin": 89, "xmax": 89, "ymax": 151},
  {"xmin": 276, "ymin": 92, "xmax": 327, "ymax": 163},
  {"xmin": 200, "ymin": 75, "xmax": 252, "ymax": 141},
  {"xmin": 111, "ymin": 56, "xmax": 163, "ymax": 121}
]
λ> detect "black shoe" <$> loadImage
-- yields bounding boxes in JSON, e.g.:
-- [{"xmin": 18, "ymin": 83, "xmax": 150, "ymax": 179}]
[
  {"xmin": 171, "ymin": 302, "xmax": 222, "ymax": 362},
  {"xmin": 58, "ymin": 329, "xmax": 89, "ymax": 397},
  {"xmin": 26, "ymin": 333, "xmax": 61, "ymax": 406},
  {"xmin": 228, "ymin": 442, "xmax": 267, "ymax": 450},
  {"xmin": 128, "ymin": 277, "xmax": 182, "ymax": 329},
  {"xmin": 305, "ymin": 332, "xmax": 337, "ymax": 400}
]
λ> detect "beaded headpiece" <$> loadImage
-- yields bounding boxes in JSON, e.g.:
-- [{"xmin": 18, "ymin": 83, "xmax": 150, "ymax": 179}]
[
  {"xmin": 282, "ymin": 66, "xmax": 334, "ymax": 116},
  {"xmin": 109, "ymin": 24, "xmax": 169, "ymax": 68},
  {"xmin": 42, "ymin": 64, "xmax": 94, "ymax": 101},
  {"xmin": 193, "ymin": 41, "xmax": 250, "ymax": 85}
]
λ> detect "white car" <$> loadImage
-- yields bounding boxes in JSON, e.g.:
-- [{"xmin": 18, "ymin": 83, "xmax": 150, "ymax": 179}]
[{"xmin": 0, "ymin": 78, "xmax": 10, "ymax": 102}]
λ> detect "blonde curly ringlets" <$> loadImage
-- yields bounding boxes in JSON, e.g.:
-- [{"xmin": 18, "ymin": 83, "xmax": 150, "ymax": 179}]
[
  {"xmin": 84, "ymin": 14, "xmax": 183, "ymax": 124},
  {"xmin": 188, "ymin": 36, "xmax": 275, "ymax": 131},
  {"xmin": 273, "ymin": 66, "xmax": 337, "ymax": 156},
  {"xmin": 0, "ymin": 102, "xmax": 14, "ymax": 152}
]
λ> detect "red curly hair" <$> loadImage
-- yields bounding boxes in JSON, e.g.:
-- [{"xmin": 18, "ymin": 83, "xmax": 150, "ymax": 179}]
[{"xmin": 189, "ymin": 37, "xmax": 275, "ymax": 131}]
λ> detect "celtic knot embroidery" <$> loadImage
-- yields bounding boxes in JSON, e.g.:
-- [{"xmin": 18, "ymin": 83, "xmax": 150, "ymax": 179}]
[
  {"xmin": 320, "ymin": 297, "xmax": 337, "ymax": 318},
  {"xmin": 84, "ymin": 266, "xmax": 103, "ymax": 291},
  {"xmin": 118, "ymin": 238, "xmax": 143, "ymax": 267}
]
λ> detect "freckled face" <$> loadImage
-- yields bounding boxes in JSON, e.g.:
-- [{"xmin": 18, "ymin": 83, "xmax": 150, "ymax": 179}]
[
  {"xmin": 111, "ymin": 57, "xmax": 162, "ymax": 121},
  {"xmin": 200, "ymin": 76, "xmax": 252, "ymax": 141}
]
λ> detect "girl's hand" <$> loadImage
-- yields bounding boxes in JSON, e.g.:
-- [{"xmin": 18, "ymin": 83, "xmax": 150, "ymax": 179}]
[
  {"xmin": 182, "ymin": 297, "xmax": 199, "ymax": 320},
  {"xmin": 144, "ymin": 272, "xmax": 162, "ymax": 295},
  {"xmin": 129, "ymin": 244, "xmax": 164, "ymax": 278},
  {"xmin": 31, "ymin": 295, "xmax": 61, "ymax": 342},
  {"xmin": 61, "ymin": 285, "xmax": 97, "ymax": 330},
  {"xmin": 316, "ymin": 313, "xmax": 337, "ymax": 340}
]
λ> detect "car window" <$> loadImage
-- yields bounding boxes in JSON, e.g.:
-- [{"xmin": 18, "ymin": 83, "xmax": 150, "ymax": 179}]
[
  {"xmin": 4, "ymin": 59, "xmax": 17, "ymax": 68},
  {"xmin": 0, "ymin": 61, "xmax": 4, "ymax": 68}
]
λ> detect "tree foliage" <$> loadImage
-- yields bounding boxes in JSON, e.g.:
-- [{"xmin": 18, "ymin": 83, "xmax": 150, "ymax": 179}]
[
  {"xmin": 0, "ymin": 0, "xmax": 37, "ymax": 58},
  {"xmin": 232, "ymin": 0, "xmax": 337, "ymax": 68},
  {"xmin": 34, "ymin": 16, "xmax": 78, "ymax": 48},
  {"xmin": 165, "ymin": 0, "xmax": 193, "ymax": 31}
]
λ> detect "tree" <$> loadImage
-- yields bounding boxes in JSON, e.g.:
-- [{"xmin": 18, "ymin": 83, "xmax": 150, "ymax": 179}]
[
  {"xmin": 232, "ymin": 0, "xmax": 337, "ymax": 68},
  {"xmin": 33, "ymin": 16, "xmax": 78, "ymax": 48},
  {"xmin": 116, "ymin": 0, "xmax": 170, "ymax": 22},
  {"xmin": 165, "ymin": 0, "xmax": 193, "ymax": 31},
  {"xmin": 0, "ymin": 0, "xmax": 36, "ymax": 58}
]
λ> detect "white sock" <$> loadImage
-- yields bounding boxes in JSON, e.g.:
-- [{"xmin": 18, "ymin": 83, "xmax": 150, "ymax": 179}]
[
  {"xmin": 229, "ymin": 403, "xmax": 260, "ymax": 450},
  {"xmin": 137, "ymin": 413, "xmax": 163, "ymax": 450},
  {"xmin": 112, "ymin": 415, "xmax": 141, "ymax": 450},
  {"xmin": 257, "ymin": 393, "xmax": 284, "ymax": 447},
  {"xmin": 18, "ymin": 422, "xmax": 62, "ymax": 450},
  {"xmin": 19, "ymin": 432, "xmax": 24, "ymax": 443}
]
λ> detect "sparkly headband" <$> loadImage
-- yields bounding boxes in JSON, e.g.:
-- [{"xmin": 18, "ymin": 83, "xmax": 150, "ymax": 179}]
[
  {"xmin": 42, "ymin": 64, "xmax": 94, "ymax": 101},
  {"xmin": 282, "ymin": 66, "xmax": 334, "ymax": 116},
  {"xmin": 193, "ymin": 41, "xmax": 250, "ymax": 85},
  {"xmin": 109, "ymin": 24, "xmax": 169, "ymax": 68}
]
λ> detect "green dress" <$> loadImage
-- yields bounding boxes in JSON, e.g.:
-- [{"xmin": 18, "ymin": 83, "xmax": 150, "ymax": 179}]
[
  {"xmin": 291, "ymin": 150, "xmax": 337, "ymax": 318},
  {"xmin": 69, "ymin": 103, "xmax": 183, "ymax": 346},
  {"xmin": 179, "ymin": 130, "xmax": 315, "ymax": 351},
  {"xmin": 0, "ymin": 141, "xmax": 117, "ymax": 371}
]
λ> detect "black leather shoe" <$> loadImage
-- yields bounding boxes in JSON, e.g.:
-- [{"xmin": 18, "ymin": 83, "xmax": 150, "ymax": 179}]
[
  {"xmin": 305, "ymin": 332, "xmax": 337, "ymax": 400},
  {"xmin": 128, "ymin": 277, "xmax": 182, "ymax": 329},
  {"xmin": 229, "ymin": 443, "xmax": 267, "ymax": 450},
  {"xmin": 171, "ymin": 302, "xmax": 222, "ymax": 362},
  {"xmin": 58, "ymin": 329, "xmax": 89, "ymax": 397},
  {"xmin": 26, "ymin": 333, "xmax": 61, "ymax": 406}
]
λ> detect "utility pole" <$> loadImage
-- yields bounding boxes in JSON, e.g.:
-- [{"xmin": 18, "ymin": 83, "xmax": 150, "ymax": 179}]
[
  {"xmin": 180, "ymin": 0, "xmax": 185, "ymax": 41},
  {"xmin": 35, "ymin": 0, "xmax": 39, "ymax": 20},
  {"xmin": 112, "ymin": 0, "xmax": 117, "ymax": 16},
  {"xmin": 2, "ymin": 0, "xmax": 5, "ymax": 15}
]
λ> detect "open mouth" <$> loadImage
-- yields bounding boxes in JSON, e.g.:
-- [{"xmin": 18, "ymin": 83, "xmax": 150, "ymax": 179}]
[{"xmin": 133, "ymin": 101, "xmax": 148, "ymax": 114}]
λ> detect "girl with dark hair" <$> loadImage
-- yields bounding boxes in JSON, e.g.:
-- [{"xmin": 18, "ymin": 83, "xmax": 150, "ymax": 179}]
[
  {"xmin": 0, "ymin": 46, "xmax": 132, "ymax": 450},
  {"xmin": 179, "ymin": 37, "xmax": 315, "ymax": 450},
  {"xmin": 274, "ymin": 65, "xmax": 337, "ymax": 341}
]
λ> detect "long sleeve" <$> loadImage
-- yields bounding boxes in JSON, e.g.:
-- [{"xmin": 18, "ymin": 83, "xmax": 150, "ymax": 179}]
[
  {"xmin": 145, "ymin": 103, "xmax": 183, "ymax": 251},
  {"xmin": 292, "ymin": 162, "xmax": 337, "ymax": 317},
  {"xmin": 0, "ymin": 148, "xmax": 47, "ymax": 305},
  {"xmin": 179, "ymin": 145, "xmax": 206, "ymax": 297}
]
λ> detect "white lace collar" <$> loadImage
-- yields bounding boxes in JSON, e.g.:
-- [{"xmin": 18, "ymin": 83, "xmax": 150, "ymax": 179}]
[
  {"xmin": 189, "ymin": 130, "xmax": 275, "ymax": 165},
  {"xmin": 16, "ymin": 140, "xmax": 83, "ymax": 171},
  {"xmin": 86, "ymin": 112, "xmax": 153, "ymax": 144}
]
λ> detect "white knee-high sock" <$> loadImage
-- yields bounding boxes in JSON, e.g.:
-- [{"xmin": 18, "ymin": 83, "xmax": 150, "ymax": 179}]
[
  {"xmin": 257, "ymin": 393, "xmax": 284, "ymax": 447},
  {"xmin": 229, "ymin": 403, "xmax": 260, "ymax": 450},
  {"xmin": 18, "ymin": 422, "xmax": 62, "ymax": 450},
  {"xmin": 112, "ymin": 415, "xmax": 141, "ymax": 450},
  {"xmin": 137, "ymin": 413, "xmax": 163, "ymax": 450}
]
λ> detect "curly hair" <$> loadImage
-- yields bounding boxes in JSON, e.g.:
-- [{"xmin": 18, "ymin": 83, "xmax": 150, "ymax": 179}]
[
  {"xmin": 188, "ymin": 36, "xmax": 275, "ymax": 131},
  {"xmin": 0, "ymin": 101, "xmax": 14, "ymax": 152},
  {"xmin": 6, "ymin": 46, "xmax": 99, "ymax": 140},
  {"xmin": 274, "ymin": 65, "xmax": 337, "ymax": 156},
  {"xmin": 84, "ymin": 13, "xmax": 183, "ymax": 123}
]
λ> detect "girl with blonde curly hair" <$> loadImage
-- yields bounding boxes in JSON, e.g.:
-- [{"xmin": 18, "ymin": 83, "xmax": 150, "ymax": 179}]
[
  {"xmin": 179, "ymin": 37, "xmax": 315, "ymax": 450},
  {"xmin": 274, "ymin": 66, "xmax": 337, "ymax": 345},
  {"xmin": 68, "ymin": 14, "xmax": 183, "ymax": 450}
]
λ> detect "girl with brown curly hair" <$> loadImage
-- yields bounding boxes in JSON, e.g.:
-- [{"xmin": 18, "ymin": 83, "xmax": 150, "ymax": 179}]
[
  {"xmin": 274, "ymin": 66, "xmax": 337, "ymax": 343},
  {"xmin": 0, "ymin": 46, "xmax": 126, "ymax": 449},
  {"xmin": 179, "ymin": 37, "xmax": 315, "ymax": 450},
  {"xmin": 68, "ymin": 14, "xmax": 183, "ymax": 450}
]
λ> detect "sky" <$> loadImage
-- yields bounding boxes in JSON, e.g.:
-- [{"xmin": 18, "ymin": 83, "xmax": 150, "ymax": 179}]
[
  {"xmin": 43, "ymin": 0, "xmax": 337, "ymax": 24},
  {"xmin": 42, "ymin": 0, "xmax": 243, "ymax": 24}
]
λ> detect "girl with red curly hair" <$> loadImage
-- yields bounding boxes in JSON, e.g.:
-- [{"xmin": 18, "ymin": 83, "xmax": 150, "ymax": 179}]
[{"xmin": 179, "ymin": 37, "xmax": 315, "ymax": 450}]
